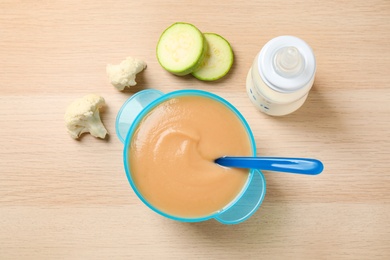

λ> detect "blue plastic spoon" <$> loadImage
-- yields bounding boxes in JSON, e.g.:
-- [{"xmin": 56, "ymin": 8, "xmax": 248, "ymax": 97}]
[{"xmin": 215, "ymin": 156, "xmax": 323, "ymax": 175}]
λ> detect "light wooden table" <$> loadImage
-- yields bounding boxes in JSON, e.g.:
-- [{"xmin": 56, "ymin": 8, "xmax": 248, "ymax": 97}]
[{"xmin": 1, "ymin": 0, "xmax": 389, "ymax": 259}]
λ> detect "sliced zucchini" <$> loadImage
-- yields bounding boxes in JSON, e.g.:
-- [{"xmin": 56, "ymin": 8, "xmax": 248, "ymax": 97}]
[
  {"xmin": 192, "ymin": 33, "xmax": 234, "ymax": 81},
  {"xmin": 156, "ymin": 22, "xmax": 207, "ymax": 76}
]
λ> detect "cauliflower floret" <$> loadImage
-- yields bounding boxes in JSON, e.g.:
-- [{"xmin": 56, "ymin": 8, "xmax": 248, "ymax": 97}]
[
  {"xmin": 106, "ymin": 56, "xmax": 147, "ymax": 91},
  {"xmin": 64, "ymin": 94, "xmax": 108, "ymax": 139}
]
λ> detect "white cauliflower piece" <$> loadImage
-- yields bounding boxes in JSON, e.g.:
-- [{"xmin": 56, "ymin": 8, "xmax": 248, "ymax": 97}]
[
  {"xmin": 64, "ymin": 94, "xmax": 108, "ymax": 139},
  {"xmin": 106, "ymin": 56, "xmax": 147, "ymax": 91}
]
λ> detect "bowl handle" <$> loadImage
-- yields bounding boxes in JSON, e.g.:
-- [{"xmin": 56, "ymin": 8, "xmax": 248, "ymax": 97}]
[
  {"xmin": 214, "ymin": 170, "xmax": 266, "ymax": 225},
  {"xmin": 115, "ymin": 89, "xmax": 164, "ymax": 143}
]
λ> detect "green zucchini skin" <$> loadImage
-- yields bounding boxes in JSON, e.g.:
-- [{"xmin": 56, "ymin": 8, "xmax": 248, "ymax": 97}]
[{"xmin": 156, "ymin": 22, "xmax": 207, "ymax": 76}]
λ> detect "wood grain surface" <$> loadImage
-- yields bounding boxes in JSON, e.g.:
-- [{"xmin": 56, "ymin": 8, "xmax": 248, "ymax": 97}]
[{"xmin": 1, "ymin": 0, "xmax": 389, "ymax": 259}]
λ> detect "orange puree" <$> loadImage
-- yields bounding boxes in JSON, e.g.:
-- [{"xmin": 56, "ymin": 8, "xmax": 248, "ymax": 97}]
[{"xmin": 129, "ymin": 95, "xmax": 252, "ymax": 218}]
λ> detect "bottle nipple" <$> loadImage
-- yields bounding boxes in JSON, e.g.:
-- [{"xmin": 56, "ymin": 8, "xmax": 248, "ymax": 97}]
[{"xmin": 273, "ymin": 46, "xmax": 304, "ymax": 78}]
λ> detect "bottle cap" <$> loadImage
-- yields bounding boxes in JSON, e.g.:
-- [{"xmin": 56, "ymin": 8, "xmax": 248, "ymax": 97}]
[{"xmin": 258, "ymin": 36, "xmax": 316, "ymax": 93}]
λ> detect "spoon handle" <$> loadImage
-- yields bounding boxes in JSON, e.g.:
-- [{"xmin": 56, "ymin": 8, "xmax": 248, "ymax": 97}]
[{"xmin": 215, "ymin": 157, "xmax": 324, "ymax": 175}]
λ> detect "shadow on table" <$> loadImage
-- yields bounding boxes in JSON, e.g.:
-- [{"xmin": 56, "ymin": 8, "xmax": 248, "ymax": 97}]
[
  {"xmin": 159, "ymin": 199, "xmax": 288, "ymax": 255},
  {"xmin": 156, "ymin": 173, "xmax": 291, "ymax": 251},
  {"xmin": 268, "ymin": 83, "xmax": 345, "ymax": 135}
]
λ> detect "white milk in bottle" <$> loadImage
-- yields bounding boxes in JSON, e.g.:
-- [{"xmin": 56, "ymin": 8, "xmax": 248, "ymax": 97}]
[{"xmin": 246, "ymin": 36, "xmax": 316, "ymax": 116}]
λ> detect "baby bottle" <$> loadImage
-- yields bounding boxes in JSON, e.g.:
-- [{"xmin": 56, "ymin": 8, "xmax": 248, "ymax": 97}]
[{"xmin": 246, "ymin": 36, "xmax": 316, "ymax": 116}]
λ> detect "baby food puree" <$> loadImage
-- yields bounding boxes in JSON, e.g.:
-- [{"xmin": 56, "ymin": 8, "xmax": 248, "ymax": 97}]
[{"xmin": 129, "ymin": 95, "xmax": 252, "ymax": 218}]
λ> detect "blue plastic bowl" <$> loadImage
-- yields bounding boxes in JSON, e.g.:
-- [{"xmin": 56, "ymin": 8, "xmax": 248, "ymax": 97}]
[{"xmin": 116, "ymin": 89, "xmax": 266, "ymax": 224}]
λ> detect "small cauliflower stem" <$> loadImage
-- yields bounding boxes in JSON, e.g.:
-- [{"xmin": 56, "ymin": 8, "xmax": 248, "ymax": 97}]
[
  {"xmin": 65, "ymin": 94, "xmax": 108, "ymax": 139},
  {"xmin": 106, "ymin": 56, "xmax": 147, "ymax": 91},
  {"xmin": 76, "ymin": 110, "xmax": 107, "ymax": 139}
]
